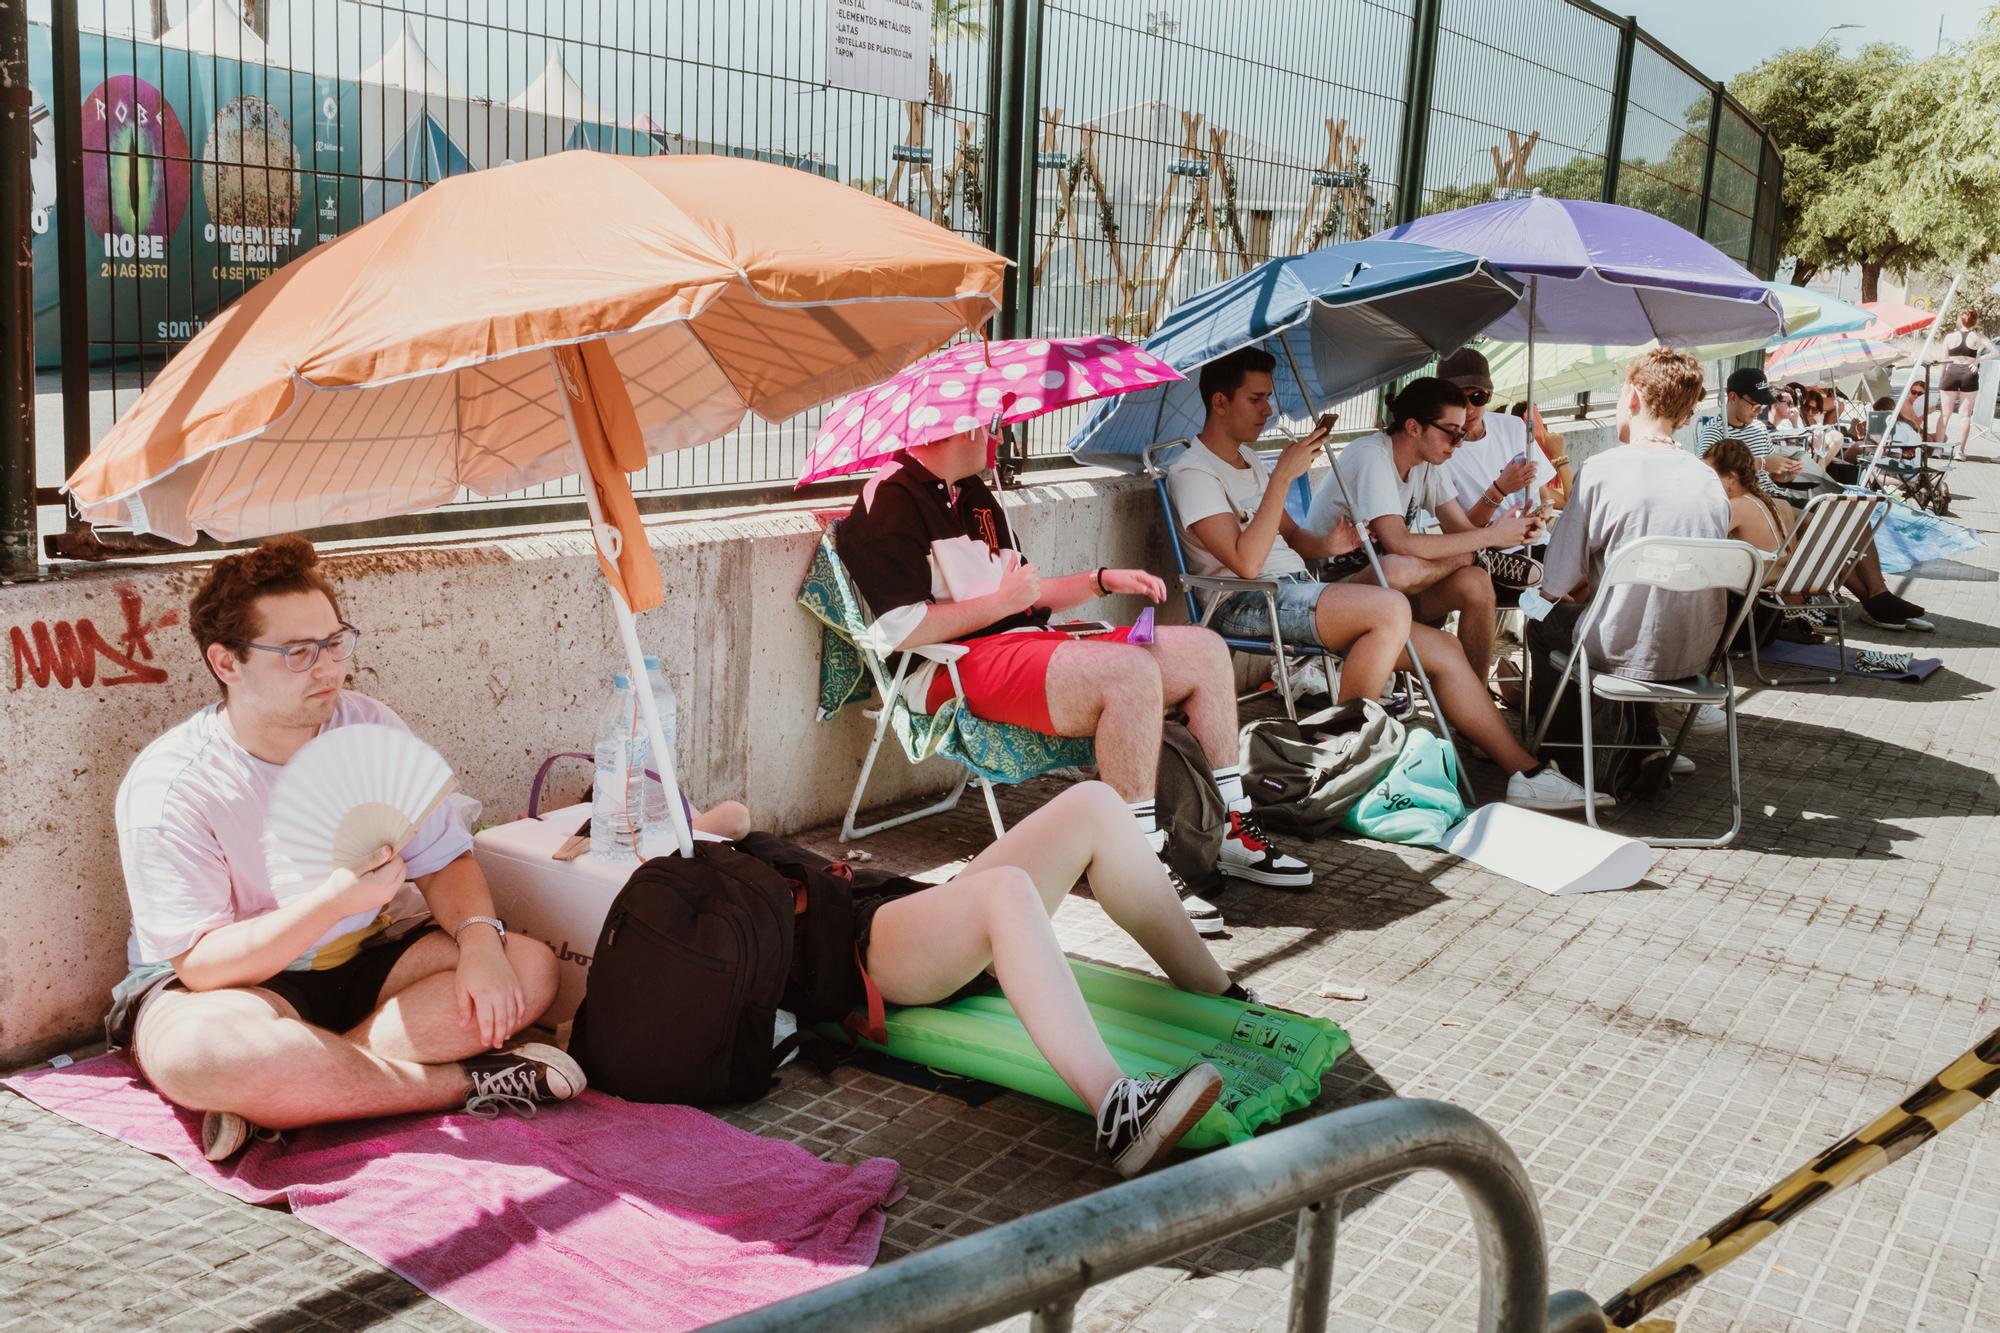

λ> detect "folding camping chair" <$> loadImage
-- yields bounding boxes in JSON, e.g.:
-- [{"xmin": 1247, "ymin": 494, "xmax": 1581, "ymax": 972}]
[
  {"xmin": 1530, "ymin": 536, "xmax": 1765, "ymax": 848},
  {"xmin": 1142, "ymin": 441, "xmax": 1333, "ymax": 722},
  {"xmin": 798, "ymin": 531, "xmax": 1095, "ymax": 841},
  {"xmin": 1746, "ymin": 491, "xmax": 1890, "ymax": 687}
]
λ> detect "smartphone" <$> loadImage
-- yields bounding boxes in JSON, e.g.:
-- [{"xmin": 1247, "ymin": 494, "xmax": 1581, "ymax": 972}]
[{"xmin": 1315, "ymin": 411, "xmax": 1339, "ymax": 433}]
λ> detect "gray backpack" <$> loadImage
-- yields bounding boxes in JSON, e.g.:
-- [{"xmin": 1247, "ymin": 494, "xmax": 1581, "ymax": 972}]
[
  {"xmin": 1155, "ymin": 721, "xmax": 1227, "ymax": 895},
  {"xmin": 1239, "ymin": 699, "xmax": 1405, "ymax": 837}
]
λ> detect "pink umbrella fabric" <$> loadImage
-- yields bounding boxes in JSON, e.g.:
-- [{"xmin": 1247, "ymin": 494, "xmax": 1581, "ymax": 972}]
[
  {"xmin": 800, "ymin": 336, "xmax": 1182, "ymax": 486},
  {"xmin": 1858, "ymin": 299, "xmax": 1936, "ymax": 340}
]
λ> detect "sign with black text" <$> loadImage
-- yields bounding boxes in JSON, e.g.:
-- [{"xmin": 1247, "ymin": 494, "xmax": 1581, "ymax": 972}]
[{"xmin": 827, "ymin": 0, "xmax": 929, "ymax": 101}]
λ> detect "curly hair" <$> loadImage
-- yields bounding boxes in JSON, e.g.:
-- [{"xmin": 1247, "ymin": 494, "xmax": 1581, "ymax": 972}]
[
  {"xmin": 1622, "ymin": 347, "xmax": 1705, "ymax": 428},
  {"xmin": 187, "ymin": 535, "xmax": 342, "ymax": 696}
]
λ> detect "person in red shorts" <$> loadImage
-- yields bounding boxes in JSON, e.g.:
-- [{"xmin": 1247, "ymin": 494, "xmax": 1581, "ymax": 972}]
[{"xmin": 835, "ymin": 425, "xmax": 1312, "ymax": 933}]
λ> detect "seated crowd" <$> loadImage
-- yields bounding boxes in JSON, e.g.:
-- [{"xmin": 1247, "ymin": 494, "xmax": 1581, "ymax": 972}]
[{"xmin": 103, "ymin": 343, "xmax": 1933, "ymax": 1182}]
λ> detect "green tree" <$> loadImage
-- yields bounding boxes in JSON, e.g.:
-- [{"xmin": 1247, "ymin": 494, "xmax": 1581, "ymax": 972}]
[
  {"xmin": 1877, "ymin": 6, "xmax": 2000, "ymax": 279},
  {"xmin": 930, "ymin": 0, "xmax": 988, "ymax": 41},
  {"xmin": 1732, "ymin": 40, "xmax": 1926, "ymax": 299}
]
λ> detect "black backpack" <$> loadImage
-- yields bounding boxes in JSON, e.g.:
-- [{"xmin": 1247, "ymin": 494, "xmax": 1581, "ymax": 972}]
[{"xmin": 569, "ymin": 835, "xmax": 920, "ymax": 1106}]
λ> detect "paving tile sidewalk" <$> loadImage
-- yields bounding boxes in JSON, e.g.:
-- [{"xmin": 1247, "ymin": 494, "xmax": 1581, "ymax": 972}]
[{"xmin": 6, "ymin": 459, "xmax": 1999, "ymax": 1332}]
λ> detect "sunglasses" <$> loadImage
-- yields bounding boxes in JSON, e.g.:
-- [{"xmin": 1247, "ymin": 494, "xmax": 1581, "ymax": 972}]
[
  {"xmin": 1426, "ymin": 420, "xmax": 1467, "ymax": 444},
  {"xmin": 1462, "ymin": 388, "xmax": 1492, "ymax": 407}
]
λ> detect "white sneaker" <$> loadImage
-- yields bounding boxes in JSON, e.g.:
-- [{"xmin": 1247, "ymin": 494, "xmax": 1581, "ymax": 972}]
[
  {"xmin": 1664, "ymin": 702, "xmax": 1727, "ymax": 735},
  {"xmin": 1219, "ymin": 809, "xmax": 1314, "ymax": 888},
  {"xmin": 1183, "ymin": 893, "xmax": 1226, "ymax": 936},
  {"xmin": 1670, "ymin": 754, "xmax": 1697, "ymax": 776},
  {"xmin": 1505, "ymin": 760, "xmax": 1613, "ymax": 812}
]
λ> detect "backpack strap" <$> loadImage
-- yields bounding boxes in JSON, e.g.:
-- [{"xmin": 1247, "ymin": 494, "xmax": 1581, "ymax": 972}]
[{"xmin": 845, "ymin": 941, "xmax": 890, "ymax": 1045}]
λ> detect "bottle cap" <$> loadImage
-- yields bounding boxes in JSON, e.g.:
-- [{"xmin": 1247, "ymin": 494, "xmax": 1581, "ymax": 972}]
[
  {"xmin": 643, "ymin": 655, "xmax": 663, "ymax": 670},
  {"xmin": 613, "ymin": 673, "xmax": 630, "ymax": 689}
]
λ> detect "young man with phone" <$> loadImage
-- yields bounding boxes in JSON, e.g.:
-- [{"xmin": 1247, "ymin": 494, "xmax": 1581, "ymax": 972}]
[
  {"xmin": 1168, "ymin": 348, "xmax": 1591, "ymax": 811},
  {"xmin": 837, "ymin": 422, "xmax": 1314, "ymax": 935}
]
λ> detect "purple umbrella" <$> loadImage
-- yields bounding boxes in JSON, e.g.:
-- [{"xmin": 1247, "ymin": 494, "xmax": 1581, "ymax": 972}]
[{"xmin": 1378, "ymin": 196, "xmax": 1783, "ymax": 346}]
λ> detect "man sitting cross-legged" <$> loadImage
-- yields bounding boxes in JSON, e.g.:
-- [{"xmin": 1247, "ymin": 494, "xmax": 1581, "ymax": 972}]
[
  {"xmin": 106, "ymin": 537, "xmax": 580, "ymax": 1162},
  {"xmin": 1166, "ymin": 348, "xmax": 1591, "ymax": 811},
  {"xmin": 835, "ymin": 426, "xmax": 1312, "ymax": 936},
  {"xmin": 1302, "ymin": 377, "xmax": 1536, "ymax": 683}
]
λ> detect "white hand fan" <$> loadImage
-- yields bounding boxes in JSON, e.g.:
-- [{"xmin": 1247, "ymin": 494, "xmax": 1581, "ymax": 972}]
[{"xmin": 264, "ymin": 723, "xmax": 459, "ymax": 898}]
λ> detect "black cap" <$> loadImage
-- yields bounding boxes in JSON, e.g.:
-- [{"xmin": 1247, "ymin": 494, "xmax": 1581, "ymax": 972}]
[
  {"xmin": 1437, "ymin": 346, "xmax": 1493, "ymax": 393},
  {"xmin": 1726, "ymin": 367, "xmax": 1777, "ymax": 405}
]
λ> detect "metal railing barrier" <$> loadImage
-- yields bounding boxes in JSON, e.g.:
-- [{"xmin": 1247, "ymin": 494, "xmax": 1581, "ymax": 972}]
[{"xmin": 709, "ymin": 1097, "xmax": 1609, "ymax": 1333}]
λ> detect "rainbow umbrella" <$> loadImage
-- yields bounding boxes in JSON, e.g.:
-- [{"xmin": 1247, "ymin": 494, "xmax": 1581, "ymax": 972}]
[{"xmin": 1767, "ymin": 335, "xmax": 1909, "ymax": 383}]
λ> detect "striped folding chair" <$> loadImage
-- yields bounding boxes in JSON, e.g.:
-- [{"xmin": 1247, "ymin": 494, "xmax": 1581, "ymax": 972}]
[{"xmin": 1746, "ymin": 492, "xmax": 1890, "ymax": 687}]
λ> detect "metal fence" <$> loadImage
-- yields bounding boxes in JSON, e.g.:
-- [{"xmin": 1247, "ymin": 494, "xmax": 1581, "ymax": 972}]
[{"xmin": 7, "ymin": 0, "xmax": 1784, "ymax": 566}]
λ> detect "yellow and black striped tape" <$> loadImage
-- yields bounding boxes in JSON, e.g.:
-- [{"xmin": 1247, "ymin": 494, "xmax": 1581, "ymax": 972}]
[{"xmin": 1602, "ymin": 1025, "xmax": 2000, "ymax": 1328}]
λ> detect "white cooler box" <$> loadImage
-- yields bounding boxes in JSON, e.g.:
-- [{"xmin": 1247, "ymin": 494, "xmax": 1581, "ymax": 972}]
[{"xmin": 472, "ymin": 803, "xmax": 631, "ymax": 1026}]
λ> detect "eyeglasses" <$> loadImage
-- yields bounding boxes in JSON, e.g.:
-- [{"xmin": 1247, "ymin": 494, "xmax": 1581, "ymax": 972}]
[
  {"xmin": 1461, "ymin": 388, "xmax": 1492, "ymax": 407},
  {"xmin": 223, "ymin": 623, "xmax": 360, "ymax": 673},
  {"xmin": 1426, "ymin": 420, "xmax": 1467, "ymax": 444}
]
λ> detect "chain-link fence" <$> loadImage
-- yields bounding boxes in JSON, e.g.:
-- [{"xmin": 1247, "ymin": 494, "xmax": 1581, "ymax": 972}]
[{"xmin": 8, "ymin": 0, "xmax": 1783, "ymax": 562}]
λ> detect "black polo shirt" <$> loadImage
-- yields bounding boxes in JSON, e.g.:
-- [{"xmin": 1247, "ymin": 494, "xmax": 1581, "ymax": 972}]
[{"xmin": 834, "ymin": 452, "xmax": 1050, "ymax": 640}]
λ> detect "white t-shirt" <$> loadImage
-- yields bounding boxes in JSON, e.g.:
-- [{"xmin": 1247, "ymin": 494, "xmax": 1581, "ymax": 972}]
[
  {"xmin": 1164, "ymin": 439, "xmax": 1309, "ymax": 581},
  {"xmin": 1303, "ymin": 432, "xmax": 1458, "ymax": 537},
  {"xmin": 117, "ymin": 691, "xmax": 473, "ymax": 972},
  {"xmin": 1445, "ymin": 411, "xmax": 1556, "ymax": 514}
]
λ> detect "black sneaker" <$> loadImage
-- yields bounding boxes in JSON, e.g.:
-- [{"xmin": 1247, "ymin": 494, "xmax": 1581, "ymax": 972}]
[
  {"xmin": 1475, "ymin": 548, "xmax": 1544, "ymax": 591},
  {"xmin": 1219, "ymin": 809, "xmax": 1313, "ymax": 888},
  {"xmin": 1095, "ymin": 1063, "xmax": 1224, "ymax": 1178},
  {"xmin": 462, "ymin": 1042, "xmax": 588, "ymax": 1117}
]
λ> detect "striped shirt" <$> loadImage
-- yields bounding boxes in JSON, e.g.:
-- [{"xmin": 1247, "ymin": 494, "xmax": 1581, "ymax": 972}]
[{"xmin": 1694, "ymin": 415, "xmax": 1781, "ymax": 497}]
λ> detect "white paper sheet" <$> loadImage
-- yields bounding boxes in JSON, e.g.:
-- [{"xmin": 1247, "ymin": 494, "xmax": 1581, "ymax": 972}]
[{"xmin": 1438, "ymin": 803, "xmax": 1654, "ymax": 895}]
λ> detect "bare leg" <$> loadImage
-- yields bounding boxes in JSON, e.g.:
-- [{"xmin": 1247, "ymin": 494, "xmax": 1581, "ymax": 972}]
[
  {"xmin": 1346, "ymin": 552, "xmax": 1467, "ymax": 596},
  {"xmin": 134, "ymin": 986, "xmax": 474, "ymax": 1130},
  {"xmin": 956, "ymin": 783, "xmax": 1232, "ymax": 995},
  {"xmin": 1846, "ymin": 542, "xmax": 1888, "ymax": 600},
  {"xmin": 1308, "ymin": 584, "xmax": 1411, "ymax": 702},
  {"xmin": 1045, "ymin": 641, "xmax": 1163, "ymax": 802},
  {"xmin": 1135, "ymin": 625, "xmax": 1238, "ymax": 770},
  {"xmin": 1414, "ymin": 563, "xmax": 1498, "ymax": 677},
  {"xmin": 1400, "ymin": 622, "xmax": 1536, "ymax": 774},
  {"xmin": 693, "ymin": 800, "xmax": 752, "ymax": 840},
  {"xmin": 347, "ymin": 932, "xmax": 560, "ymax": 1064},
  {"xmin": 864, "ymin": 785, "xmax": 1231, "ymax": 1111}
]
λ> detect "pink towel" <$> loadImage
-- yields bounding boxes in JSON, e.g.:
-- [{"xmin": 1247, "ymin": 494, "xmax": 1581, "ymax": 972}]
[{"xmin": 6, "ymin": 1054, "xmax": 903, "ymax": 1331}]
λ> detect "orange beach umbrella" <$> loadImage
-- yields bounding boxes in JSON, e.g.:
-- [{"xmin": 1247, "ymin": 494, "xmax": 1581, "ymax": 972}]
[{"xmin": 66, "ymin": 151, "xmax": 1007, "ymax": 852}]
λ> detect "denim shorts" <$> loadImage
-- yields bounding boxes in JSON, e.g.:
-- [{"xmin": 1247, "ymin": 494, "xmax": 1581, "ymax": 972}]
[{"xmin": 1208, "ymin": 574, "xmax": 1326, "ymax": 648}]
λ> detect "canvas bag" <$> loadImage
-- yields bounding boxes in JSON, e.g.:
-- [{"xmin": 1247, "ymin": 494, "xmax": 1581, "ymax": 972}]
[
  {"xmin": 1155, "ymin": 720, "xmax": 1227, "ymax": 895},
  {"xmin": 1239, "ymin": 699, "xmax": 1406, "ymax": 838},
  {"xmin": 1341, "ymin": 730, "xmax": 1467, "ymax": 846}
]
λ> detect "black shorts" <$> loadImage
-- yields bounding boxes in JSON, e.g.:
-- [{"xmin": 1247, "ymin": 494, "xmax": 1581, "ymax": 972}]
[
  {"xmin": 111, "ymin": 925, "xmax": 441, "ymax": 1051},
  {"xmin": 1941, "ymin": 363, "xmax": 1979, "ymax": 393},
  {"xmin": 852, "ymin": 891, "xmax": 998, "ymax": 1008}
]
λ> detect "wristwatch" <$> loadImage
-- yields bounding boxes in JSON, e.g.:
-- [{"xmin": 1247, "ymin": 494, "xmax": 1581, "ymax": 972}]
[{"xmin": 453, "ymin": 914, "xmax": 507, "ymax": 944}]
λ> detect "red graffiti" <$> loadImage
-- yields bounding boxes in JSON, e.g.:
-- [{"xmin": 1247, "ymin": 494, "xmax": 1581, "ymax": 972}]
[{"xmin": 10, "ymin": 584, "xmax": 180, "ymax": 690}]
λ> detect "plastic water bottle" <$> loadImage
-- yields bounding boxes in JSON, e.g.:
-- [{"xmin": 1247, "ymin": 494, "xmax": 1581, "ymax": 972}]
[
  {"xmin": 591, "ymin": 673, "xmax": 642, "ymax": 862},
  {"xmin": 635, "ymin": 657, "xmax": 681, "ymax": 858}
]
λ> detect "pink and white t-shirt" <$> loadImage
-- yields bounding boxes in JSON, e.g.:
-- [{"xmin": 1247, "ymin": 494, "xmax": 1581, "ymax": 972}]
[{"xmin": 117, "ymin": 691, "xmax": 473, "ymax": 973}]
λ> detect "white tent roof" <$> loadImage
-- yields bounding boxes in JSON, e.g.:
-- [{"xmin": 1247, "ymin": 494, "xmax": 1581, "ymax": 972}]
[
  {"xmin": 507, "ymin": 49, "xmax": 603, "ymax": 124},
  {"xmin": 158, "ymin": 0, "xmax": 270, "ymax": 64},
  {"xmin": 359, "ymin": 16, "xmax": 465, "ymax": 99}
]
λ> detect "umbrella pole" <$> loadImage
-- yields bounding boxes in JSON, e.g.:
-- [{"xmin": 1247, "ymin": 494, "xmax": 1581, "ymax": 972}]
[
  {"xmin": 553, "ymin": 357, "xmax": 696, "ymax": 860},
  {"xmin": 1864, "ymin": 272, "xmax": 1961, "ymax": 486},
  {"xmin": 1281, "ymin": 341, "xmax": 1475, "ymax": 804},
  {"xmin": 1519, "ymin": 277, "xmax": 1536, "ymax": 513}
]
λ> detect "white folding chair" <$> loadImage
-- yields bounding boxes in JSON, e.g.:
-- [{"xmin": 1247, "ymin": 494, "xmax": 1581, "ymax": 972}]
[
  {"xmin": 1746, "ymin": 492, "xmax": 1888, "ymax": 687},
  {"xmin": 1530, "ymin": 537, "xmax": 1766, "ymax": 848}
]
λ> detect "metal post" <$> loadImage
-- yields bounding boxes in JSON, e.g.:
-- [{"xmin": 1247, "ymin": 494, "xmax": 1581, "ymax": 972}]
[
  {"xmin": 1008, "ymin": 0, "xmax": 1044, "ymax": 342},
  {"xmin": 986, "ymin": 0, "xmax": 1025, "ymax": 310},
  {"xmin": 1393, "ymin": 0, "xmax": 1441, "ymax": 225},
  {"xmin": 50, "ymin": 0, "xmax": 87, "ymax": 498},
  {"xmin": 1286, "ymin": 1198, "xmax": 1340, "ymax": 1333},
  {"xmin": 0, "ymin": 0, "xmax": 36, "ymax": 577},
  {"xmin": 1600, "ymin": 17, "xmax": 1637, "ymax": 203},
  {"xmin": 1694, "ymin": 84, "xmax": 1723, "ymax": 239}
]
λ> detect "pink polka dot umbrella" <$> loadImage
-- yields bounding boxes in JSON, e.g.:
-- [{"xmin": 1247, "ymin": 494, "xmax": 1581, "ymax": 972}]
[{"xmin": 798, "ymin": 336, "xmax": 1184, "ymax": 487}]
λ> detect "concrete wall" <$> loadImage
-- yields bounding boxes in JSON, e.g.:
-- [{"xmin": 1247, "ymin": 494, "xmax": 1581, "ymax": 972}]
[
  {"xmin": 0, "ymin": 417, "xmax": 1627, "ymax": 1064},
  {"xmin": 0, "ymin": 472, "xmax": 1169, "ymax": 1064}
]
